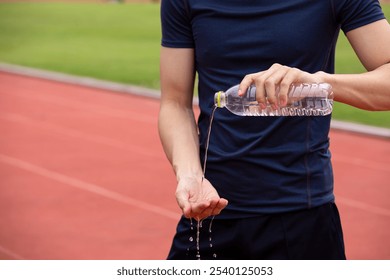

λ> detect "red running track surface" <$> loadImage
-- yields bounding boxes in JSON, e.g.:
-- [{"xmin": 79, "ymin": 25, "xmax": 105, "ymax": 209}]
[{"xmin": 0, "ymin": 71, "xmax": 389, "ymax": 260}]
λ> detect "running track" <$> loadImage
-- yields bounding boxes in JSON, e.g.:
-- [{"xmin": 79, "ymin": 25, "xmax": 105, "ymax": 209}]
[{"xmin": 0, "ymin": 71, "xmax": 389, "ymax": 260}]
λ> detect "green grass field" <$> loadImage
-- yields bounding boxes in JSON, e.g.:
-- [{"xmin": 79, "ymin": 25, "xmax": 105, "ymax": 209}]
[
  {"xmin": 0, "ymin": 2, "xmax": 389, "ymax": 128},
  {"xmin": 0, "ymin": 3, "xmax": 161, "ymax": 88}
]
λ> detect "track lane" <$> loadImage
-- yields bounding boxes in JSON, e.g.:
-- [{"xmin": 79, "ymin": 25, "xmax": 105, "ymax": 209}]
[{"xmin": 0, "ymin": 71, "xmax": 389, "ymax": 259}]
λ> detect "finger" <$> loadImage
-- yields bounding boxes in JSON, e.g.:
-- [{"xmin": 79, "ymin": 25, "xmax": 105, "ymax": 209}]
[
  {"xmin": 262, "ymin": 65, "xmax": 290, "ymax": 110},
  {"xmin": 196, "ymin": 198, "xmax": 219, "ymax": 220},
  {"xmin": 196, "ymin": 197, "xmax": 228, "ymax": 220},
  {"xmin": 253, "ymin": 64, "xmax": 283, "ymax": 109},
  {"xmin": 180, "ymin": 201, "xmax": 193, "ymax": 219},
  {"xmin": 278, "ymin": 67, "xmax": 301, "ymax": 107},
  {"xmin": 194, "ymin": 206, "xmax": 213, "ymax": 221},
  {"xmin": 175, "ymin": 189, "xmax": 193, "ymax": 218},
  {"xmin": 190, "ymin": 200, "xmax": 211, "ymax": 219},
  {"xmin": 238, "ymin": 73, "xmax": 257, "ymax": 97},
  {"xmin": 210, "ymin": 198, "xmax": 228, "ymax": 216}
]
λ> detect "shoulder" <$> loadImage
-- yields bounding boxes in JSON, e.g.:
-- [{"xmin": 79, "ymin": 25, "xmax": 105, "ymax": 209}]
[
  {"xmin": 331, "ymin": 0, "xmax": 385, "ymax": 32},
  {"xmin": 161, "ymin": 0, "xmax": 194, "ymax": 48},
  {"xmin": 161, "ymin": 0, "xmax": 190, "ymax": 17}
]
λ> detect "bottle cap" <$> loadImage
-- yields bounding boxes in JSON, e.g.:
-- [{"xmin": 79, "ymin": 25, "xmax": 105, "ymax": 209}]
[{"xmin": 214, "ymin": 91, "xmax": 225, "ymax": 108}]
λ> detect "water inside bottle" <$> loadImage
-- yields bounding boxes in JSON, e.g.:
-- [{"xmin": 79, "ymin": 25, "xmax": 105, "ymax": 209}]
[
  {"xmin": 224, "ymin": 83, "xmax": 333, "ymax": 116},
  {"xmin": 243, "ymin": 98, "xmax": 331, "ymax": 116}
]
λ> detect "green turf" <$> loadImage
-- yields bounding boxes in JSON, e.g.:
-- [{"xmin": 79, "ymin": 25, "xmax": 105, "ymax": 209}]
[
  {"xmin": 0, "ymin": 2, "xmax": 389, "ymax": 128},
  {"xmin": 0, "ymin": 3, "xmax": 161, "ymax": 88}
]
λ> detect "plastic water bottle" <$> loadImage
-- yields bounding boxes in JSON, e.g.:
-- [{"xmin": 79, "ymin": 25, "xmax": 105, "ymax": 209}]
[{"xmin": 214, "ymin": 83, "xmax": 333, "ymax": 116}]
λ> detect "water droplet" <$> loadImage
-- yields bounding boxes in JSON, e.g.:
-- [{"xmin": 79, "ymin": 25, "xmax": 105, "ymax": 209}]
[
  {"xmin": 189, "ymin": 237, "xmax": 194, "ymax": 242},
  {"xmin": 213, "ymin": 253, "xmax": 217, "ymax": 258}
]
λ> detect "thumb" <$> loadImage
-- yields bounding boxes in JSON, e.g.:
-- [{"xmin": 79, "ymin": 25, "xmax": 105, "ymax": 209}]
[{"xmin": 176, "ymin": 190, "xmax": 192, "ymax": 218}]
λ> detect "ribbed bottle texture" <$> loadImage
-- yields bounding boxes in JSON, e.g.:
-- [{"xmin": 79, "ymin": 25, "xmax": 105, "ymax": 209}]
[{"xmin": 214, "ymin": 83, "xmax": 333, "ymax": 116}]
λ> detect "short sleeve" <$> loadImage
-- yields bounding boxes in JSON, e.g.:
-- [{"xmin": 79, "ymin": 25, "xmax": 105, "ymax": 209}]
[
  {"xmin": 160, "ymin": 0, "xmax": 194, "ymax": 48},
  {"xmin": 333, "ymin": 0, "xmax": 385, "ymax": 33}
]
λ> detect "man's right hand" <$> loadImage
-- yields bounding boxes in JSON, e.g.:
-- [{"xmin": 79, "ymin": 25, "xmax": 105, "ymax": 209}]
[{"xmin": 175, "ymin": 176, "xmax": 228, "ymax": 221}]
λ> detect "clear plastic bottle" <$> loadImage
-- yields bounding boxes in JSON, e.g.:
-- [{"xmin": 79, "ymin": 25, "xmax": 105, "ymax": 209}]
[{"xmin": 214, "ymin": 83, "xmax": 334, "ymax": 116}]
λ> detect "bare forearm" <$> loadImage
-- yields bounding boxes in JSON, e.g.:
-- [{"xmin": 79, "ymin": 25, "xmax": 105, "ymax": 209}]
[
  {"xmin": 158, "ymin": 101, "xmax": 203, "ymax": 181},
  {"xmin": 320, "ymin": 63, "xmax": 390, "ymax": 111},
  {"xmin": 159, "ymin": 47, "xmax": 202, "ymax": 180},
  {"xmin": 325, "ymin": 19, "xmax": 390, "ymax": 111}
]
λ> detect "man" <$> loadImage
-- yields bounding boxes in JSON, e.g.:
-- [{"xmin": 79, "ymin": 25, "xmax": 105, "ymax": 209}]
[{"xmin": 159, "ymin": 0, "xmax": 390, "ymax": 259}]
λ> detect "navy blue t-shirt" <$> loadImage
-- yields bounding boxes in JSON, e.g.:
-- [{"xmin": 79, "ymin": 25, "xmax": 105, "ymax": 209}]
[{"xmin": 161, "ymin": 0, "xmax": 385, "ymax": 217}]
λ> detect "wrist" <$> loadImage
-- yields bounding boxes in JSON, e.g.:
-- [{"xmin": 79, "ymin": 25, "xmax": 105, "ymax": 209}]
[
  {"xmin": 175, "ymin": 166, "xmax": 203, "ymax": 183},
  {"xmin": 314, "ymin": 71, "xmax": 333, "ymax": 84}
]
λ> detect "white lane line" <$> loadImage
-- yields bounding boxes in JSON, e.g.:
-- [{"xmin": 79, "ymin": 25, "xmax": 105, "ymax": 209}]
[
  {"xmin": 0, "ymin": 113, "xmax": 164, "ymax": 160},
  {"xmin": 1, "ymin": 153, "xmax": 389, "ymax": 230},
  {"xmin": 331, "ymin": 120, "xmax": 390, "ymax": 139},
  {"xmin": 1, "ymin": 153, "xmax": 389, "ymax": 219},
  {"xmin": 0, "ymin": 74, "xmax": 158, "ymax": 124},
  {"xmin": 0, "ymin": 245, "xmax": 24, "ymax": 260},
  {"xmin": 2, "ymin": 112, "xmax": 389, "ymax": 173},
  {"xmin": 2, "ymin": 62, "xmax": 390, "ymax": 138},
  {"xmin": 0, "ymin": 63, "xmax": 162, "ymax": 100},
  {"xmin": 332, "ymin": 154, "xmax": 390, "ymax": 172},
  {"xmin": 336, "ymin": 195, "xmax": 390, "ymax": 217},
  {"xmin": 0, "ymin": 154, "xmax": 180, "ymax": 221}
]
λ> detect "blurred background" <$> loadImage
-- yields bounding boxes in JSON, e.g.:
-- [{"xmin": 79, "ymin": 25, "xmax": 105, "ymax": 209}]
[
  {"xmin": 0, "ymin": 0, "xmax": 389, "ymax": 127},
  {"xmin": 0, "ymin": 0, "xmax": 389, "ymax": 260}
]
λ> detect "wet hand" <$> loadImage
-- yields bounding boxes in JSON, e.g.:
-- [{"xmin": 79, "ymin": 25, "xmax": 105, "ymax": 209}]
[{"xmin": 175, "ymin": 176, "xmax": 228, "ymax": 221}]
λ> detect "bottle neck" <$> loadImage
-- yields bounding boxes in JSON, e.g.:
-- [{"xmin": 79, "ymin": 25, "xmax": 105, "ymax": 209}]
[{"xmin": 214, "ymin": 91, "xmax": 227, "ymax": 108}]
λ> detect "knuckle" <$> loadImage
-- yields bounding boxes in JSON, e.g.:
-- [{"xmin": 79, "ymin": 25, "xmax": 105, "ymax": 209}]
[
  {"xmin": 257, "ymin": 97, "xmax": 266, "ymax": 103},
  {"xmin": 256, "ymin": 93, "xmax": 266, "ymax": 102},
  {"xmin": 264, "ymin": 79, "xmax": 275, "ymax": 87},
  {"xmin": 279, "ymin": 65, "xmax": 288, "ymax": 71},
  {"xmin": 242, "ymin": 74, "xmax": 250, "ymax": 82},
  {"xmin": 243, "ymin": 73, "xmax": 254, "ymax": 81},
  {"xmin": 280, "ymin": 80, "xmax": 291, "ymax": 89},
  {"xmin": 291, "ymin": 67, "xmax": 300, "ymax": 74},
  {"xmin": 287, "ymin": 67, "xmax": 301, "ymax": 78},
  {"xmin": 267, "ymin": 95, "xmax": 277, "ymax": 103},
  {"xmin": 254, "ymin": 78, "xmax": 265, "ymax": 88}
]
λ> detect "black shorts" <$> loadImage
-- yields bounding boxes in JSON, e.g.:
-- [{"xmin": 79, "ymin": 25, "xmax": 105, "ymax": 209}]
[{"xmin": 167, "ymin": 202, "xmax": 346, "ymax": 260}]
